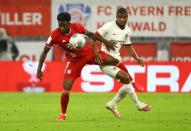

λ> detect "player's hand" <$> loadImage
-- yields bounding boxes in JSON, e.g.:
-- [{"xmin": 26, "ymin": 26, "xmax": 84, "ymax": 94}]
[
  {"xmin": 104, "ymin": 41, "xmax": 117, "ymax": 51},
  {"xmin": 137, "ymin": 58, "xmax": 144, "ymax": 67},
  {"xmin": 95, "ymin": 53, "xmax": 103, "ymax": 65},
  {"xmin": 36, "ymin": 71, "xmax": 43, "ymax": 81}
]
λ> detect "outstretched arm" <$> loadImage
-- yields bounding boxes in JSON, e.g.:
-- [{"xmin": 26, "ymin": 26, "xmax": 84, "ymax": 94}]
[
  {"xmin": 125, "ymin": 44, "xmax": 144, "ymax": 67},
  {"xmin": 85, "ymin": 30, "xmax": 116, "ymax": 51},
  {"xmin": 36, "ymin": 46, "xmax": 50, "ymax": 81}
]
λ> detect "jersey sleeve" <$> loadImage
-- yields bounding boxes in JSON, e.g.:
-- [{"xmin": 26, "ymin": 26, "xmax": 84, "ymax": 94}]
[
  {"xmin": 45, "ymin": 33, "xmax": 56, "ymax": 48},
  {"xmin": 123, "ymin": 29, "xmax": 132, "ymax": 45},
  {"xmin": 73, "ymin": 23, "xmax": 87, "ymax": 34},
  {"xmin": 97, "ymin": 23, "xmax": 111, "ymax": 37}
]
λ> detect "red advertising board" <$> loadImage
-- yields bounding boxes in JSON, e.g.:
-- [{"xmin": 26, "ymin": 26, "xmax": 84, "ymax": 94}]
[
  {"xmin": 0, "ymin": 0, "xmax": 51, "ymax": 36},
  {"xmin": 53, "ymin": 42, "xmax": 157, "ymax": 61},
  {"xmin": 170, "ymin": 42, "xmax": 191, "ymax": 62},
  {"xmin": 120, "ymin": 43, "xmax": 157, "ymax": 61},
  {"xmin": 0, "ymin": 61, "xmax": 190, "ymax": 93}
]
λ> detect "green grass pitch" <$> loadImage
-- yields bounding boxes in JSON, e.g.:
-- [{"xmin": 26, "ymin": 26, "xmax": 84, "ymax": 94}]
[{"xmin": 0, "ymin": 93, "xmax": 191, "ymax": 131}]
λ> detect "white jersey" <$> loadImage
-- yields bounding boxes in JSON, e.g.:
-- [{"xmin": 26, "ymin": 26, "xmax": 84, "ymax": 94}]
[{"xmin": 97, "ymin": 21, "xmax": 132, "ymax": 61}]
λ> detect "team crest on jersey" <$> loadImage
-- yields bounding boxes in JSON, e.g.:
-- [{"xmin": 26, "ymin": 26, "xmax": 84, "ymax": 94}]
[
  {"xmin": 58, "ymin": 3, "xmax": 91, "ymax": 26},
  {"xmin": 66, "ymin": 69, "xmax": 72, "ymax": 74},
  {"xmin": 62, "ymin": 39, "xmax": 66, "ymax": 43},
  {"xmin": 124, "ymin": 34, "xmax": 130, "ymax": 41}
]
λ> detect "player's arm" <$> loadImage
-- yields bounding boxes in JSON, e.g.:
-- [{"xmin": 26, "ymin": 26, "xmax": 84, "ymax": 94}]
[
  {"xmin": 91, "ymin": 40, "xmax": 103, "ymax": 65},
  {"xmin": 75, "ymin": 23, "xmax": 116, "ymax": 50},
  {"xmin": 85, "ymin": 30, "xmax": 116, "ymax": 51},
  {"xmin": 125, "ymin": 44, "xmax": 144, "ymax": 67},
  {"xmin": 36, "ymin": 46, "xmax": 50, "ymax": 81}
]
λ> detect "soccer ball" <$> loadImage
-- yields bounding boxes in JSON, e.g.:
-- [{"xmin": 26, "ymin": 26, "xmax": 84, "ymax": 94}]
[{"xmin": 69, "ymin": 34, "xmax": 86, "ymax": 49}]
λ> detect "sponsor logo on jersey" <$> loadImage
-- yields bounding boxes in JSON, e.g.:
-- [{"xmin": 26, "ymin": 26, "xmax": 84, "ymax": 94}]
[
  {"xmin": 62, "ymin": 39, "xmax": 66, "ymax": 43},
  {"xmin": 124, "ymin": 34, "xmax": 130, "ymax": 41}
]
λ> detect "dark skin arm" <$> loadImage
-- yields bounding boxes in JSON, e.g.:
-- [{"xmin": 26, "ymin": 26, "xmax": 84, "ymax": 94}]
[
  {"xmin": 85, "ymin": 30, "xmax": 116, "ymax": 51},
  {"xmin": 36, "ymin": 46, "xmax": 50, "ymax": 81},
  {"xmin": 91, "ymin": 40, "xmax": 103, "ymax": 65},
  {"xmin": 125, "ymin": 44, "xmax": 144, "ymax": 67}
]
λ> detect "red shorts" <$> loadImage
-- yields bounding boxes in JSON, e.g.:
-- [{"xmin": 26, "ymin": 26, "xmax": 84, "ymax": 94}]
[{"xmin": 64, "ymin": 50, "xmax": 108, "ymax": 80}]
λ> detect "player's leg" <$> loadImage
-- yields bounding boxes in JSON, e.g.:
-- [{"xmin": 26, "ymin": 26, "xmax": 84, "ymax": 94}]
[
  {"xmin": 57, "ymin": 60, "xmax": 86, "ymax": 121},
  {"xmin": 57, "ymin": 78, "xmax": 75, "ymax": 121},
  {"xmin": 117, "ymin": 62, "xmax": 145, "ymax": 92},
  {"xmin": 108, "ymin": 81, "xmax": 151, "ymax": 112},
  {"xmin": 101, "ymin": 66, "xmax": 133, "ymax": 105},
  {"xmin": 98, "ymin": 52, "xmax": 146, "ymax": 92},
  {"xmin": 100, "ymin": 66, "xmax": 151, "ymax": 117},
  {"xmin": 115, "ymin": 66, "xmax": 151, "ymax": 111},
  {"xmin": 98, "ymin": 51, "xmax": 119, "ymax": 66},
  {"xmin": 99, "ymin": 66, "xmax": 130, "ymax": 118},
  {"xmin": 111, "ymin": 69, "xmax": 151, "ymax": 112}
]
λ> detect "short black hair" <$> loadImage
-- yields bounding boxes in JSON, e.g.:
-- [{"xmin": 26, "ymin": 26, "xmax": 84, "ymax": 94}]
[
  {"xmin": 57, "ymin": 12, "xmax": 71, "ymax": 22},
  {"xmin": 117, "ymin": 7, "xmax": 127, "ymax": 15}
]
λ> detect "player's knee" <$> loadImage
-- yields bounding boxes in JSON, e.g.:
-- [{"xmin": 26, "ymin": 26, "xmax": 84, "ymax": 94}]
[
  {"xmin": 113, "ymin": 58, "xmax": 119, "ymax": 65},
  {"xmin": 63, "ymin": 85, "xmax": 71, "ymax": 91},
  {"xmin": 63, "ymin": 80, "xmax": 73, "ymax": 91},
  {"xmin": 121, "ymin": 77, "xmax": 130, "ymax": 84},
  {"xmin": 116, "ymin": 72, "xmax": 131, "ymax": 84},
  {"xmin": 62, "ymin": 89, "xmax": 70, "ymax": 95},
  {"xmin": 63, "ymin": 83, "xmax": 72, "ymax": 91}
]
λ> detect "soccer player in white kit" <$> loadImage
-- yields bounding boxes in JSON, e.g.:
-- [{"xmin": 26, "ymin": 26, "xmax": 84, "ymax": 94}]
[{"xmin": 94, "ymin": 7, "xmax": 151, "ymax": 118}]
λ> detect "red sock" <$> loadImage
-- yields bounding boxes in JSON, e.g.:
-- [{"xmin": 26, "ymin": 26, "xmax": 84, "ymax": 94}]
[
  {"xmin": 117, "ymin": 62, "xmax": 133, "ymax": 81},
  {"xmin": 60, "ymin": 90, "xmax": 70, "ymax": 115}
]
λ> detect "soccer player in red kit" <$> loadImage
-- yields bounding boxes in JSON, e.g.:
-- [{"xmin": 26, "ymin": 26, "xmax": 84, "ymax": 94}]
[{"xmin": 36, "ymin": 12, "xmax": 119, "ymax": 121}]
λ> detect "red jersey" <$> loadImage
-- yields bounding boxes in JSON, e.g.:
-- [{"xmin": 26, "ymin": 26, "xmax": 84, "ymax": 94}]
[{"xmin": 46, "ymin": 23, "xmax": 92, "ymax": 60}]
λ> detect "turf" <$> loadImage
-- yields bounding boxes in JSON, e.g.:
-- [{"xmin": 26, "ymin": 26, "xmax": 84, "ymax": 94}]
[{"xmin": 0, "ymin": 93, "xmax": 191, "ymax": 131}]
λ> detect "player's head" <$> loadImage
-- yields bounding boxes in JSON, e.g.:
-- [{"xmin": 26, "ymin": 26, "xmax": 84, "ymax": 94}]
[
  {"xmin": 57, "ymin": 12, "xmax": 71, "ymax": 34},
  {"xmin": 116, "ymin": 7, "xmax": 128, "ymax": 28}
]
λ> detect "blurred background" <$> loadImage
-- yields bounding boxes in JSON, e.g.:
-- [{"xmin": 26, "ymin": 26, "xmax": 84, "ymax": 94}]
[{"xmin": 0, "ymin": 0, "xmax": 191, "ymax": 93}]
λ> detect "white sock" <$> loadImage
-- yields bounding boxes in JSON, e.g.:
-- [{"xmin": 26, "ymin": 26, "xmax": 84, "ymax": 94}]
[
  {"xmin": 126, "ymin": 84, "xmax": 141, "ymax": 106},
  {"xmin": 109, "ymin": 84, "xmax": 128, "ymax": 106},
  {"xmin": 109, "ymin": 83, "xmax": 141, "ymax": 106}
]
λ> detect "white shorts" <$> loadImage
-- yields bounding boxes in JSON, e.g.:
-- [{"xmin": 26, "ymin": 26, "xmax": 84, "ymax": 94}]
[{"xmin": 99, "ymin": 65, "xmax": 121, "ymax": 78}]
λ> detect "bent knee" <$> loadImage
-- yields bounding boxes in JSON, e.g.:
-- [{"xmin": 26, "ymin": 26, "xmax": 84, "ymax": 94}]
[
  {"xmin": 120, "ymin": 77, "xmax": 131, "ymax": 84},
  {"xmin": 116, "ymin": 71, "xmax": 131, "ymax": 84},
  {"xmin": 113, "ymin": 58, "xmax": 119, "ymax": 65}
]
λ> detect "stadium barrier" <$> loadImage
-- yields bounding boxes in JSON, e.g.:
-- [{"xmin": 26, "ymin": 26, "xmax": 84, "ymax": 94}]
[
  {"xmin": 0, "ymin": 61, "xmax": 190, "ymax": 93},
  {"xmin": 170, "ymin": 42, "xmax": 191, "ymax": 62},
  {"xmin": 53, "ymin": 42, "xmax": 157, "ymax": 62},
  {"xmin": 0, "ymin": 0, "xmax": 51, "ymax": 37}
]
